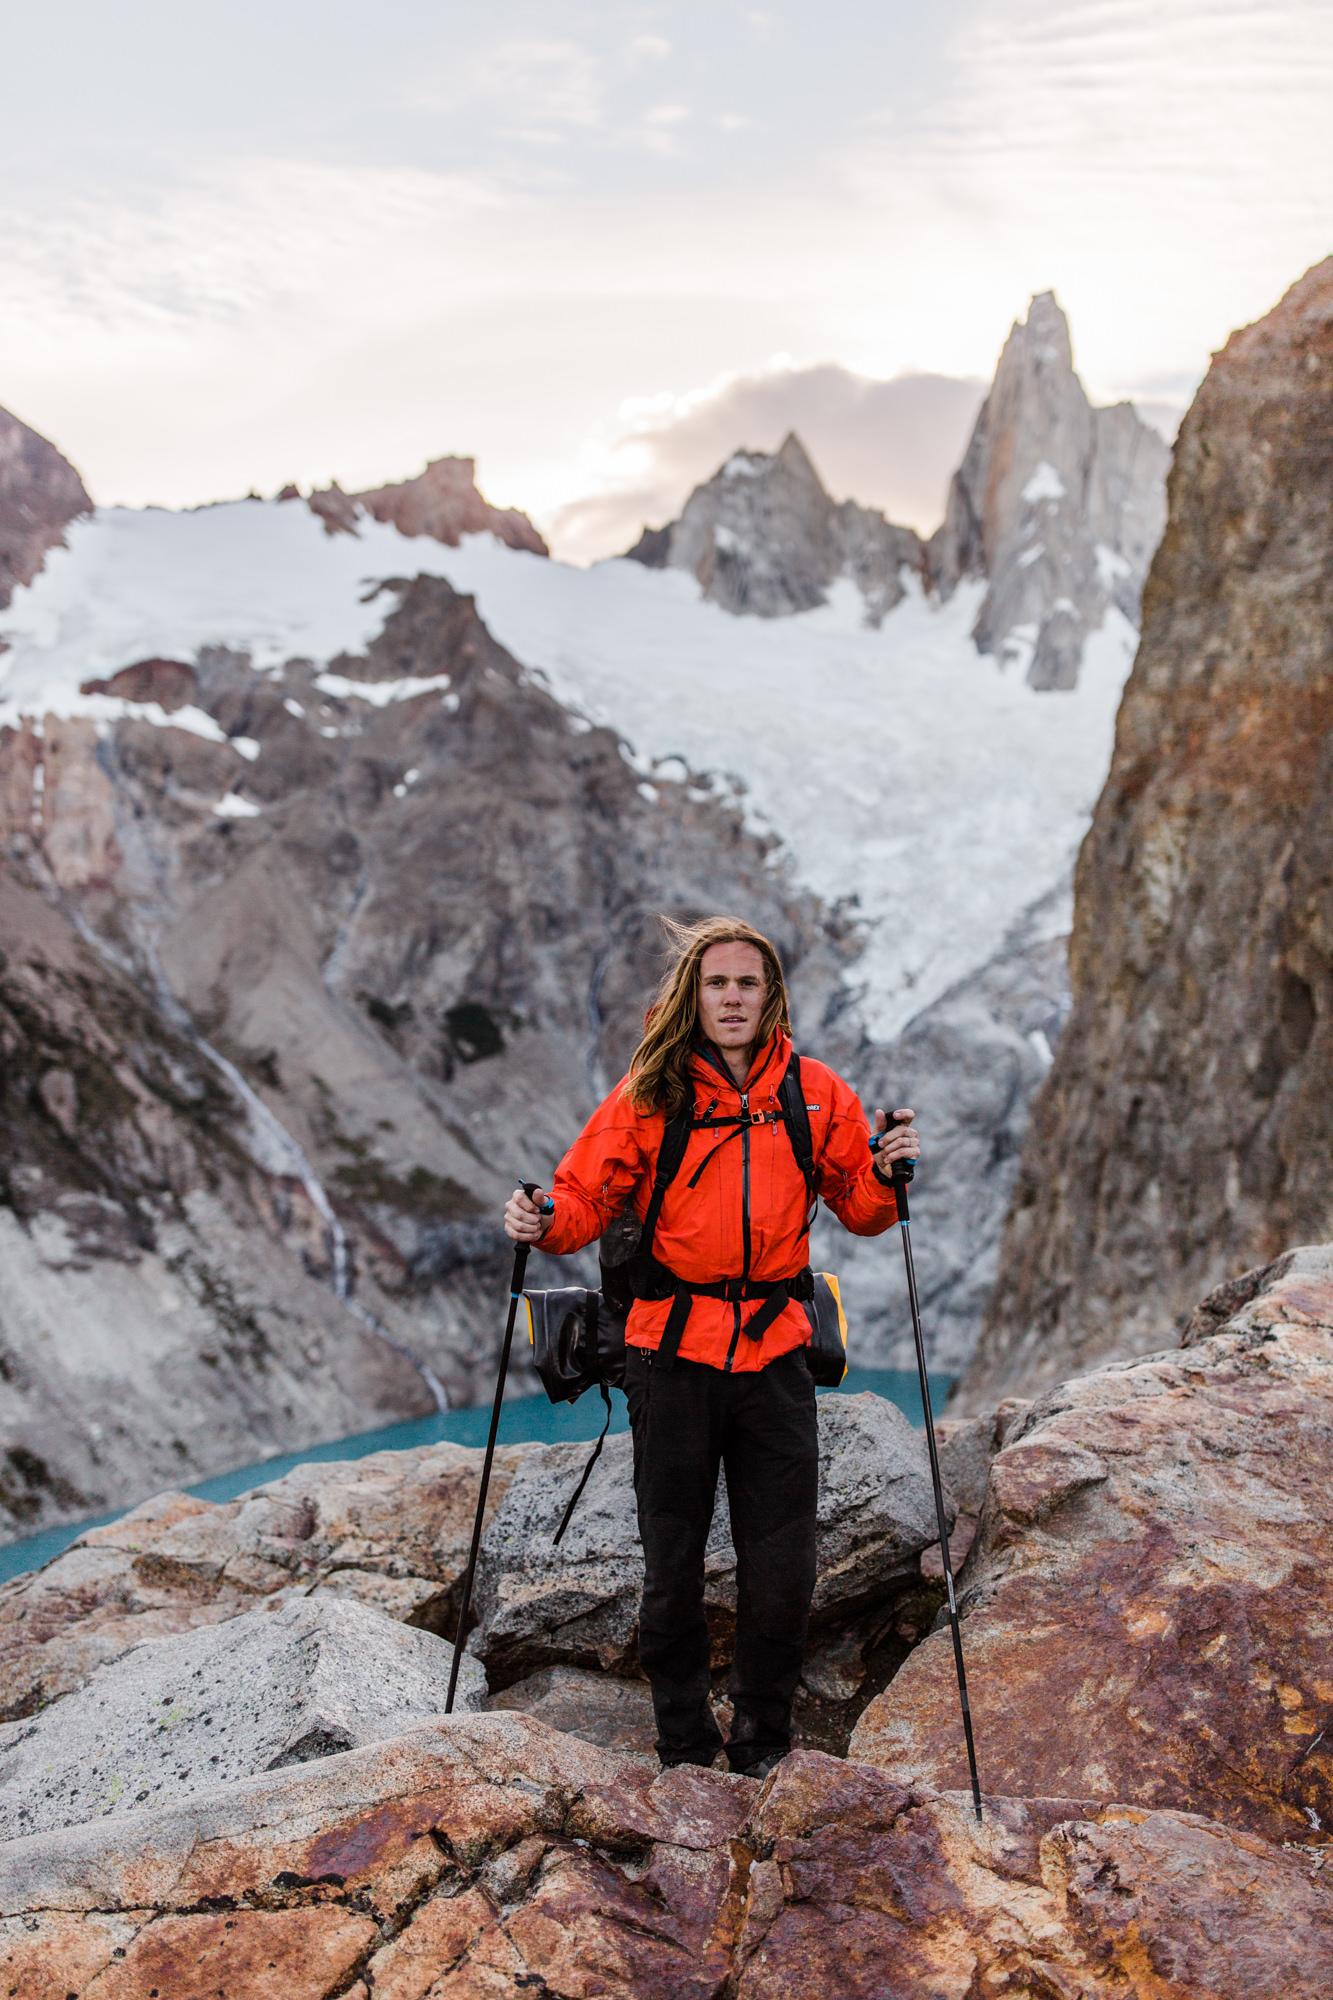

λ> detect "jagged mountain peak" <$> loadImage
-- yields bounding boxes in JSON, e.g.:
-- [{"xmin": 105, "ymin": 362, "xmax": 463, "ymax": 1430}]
[
  {"xmin": 301, "ymin": 455, "xmax": 548, "ymax": 557},
  {"xmin": 930, "ymin": 291, "xmax": 1170, "ymax": 688},
  {"xmin": 1018, "ymin": 288, "xmax": 1074, "ymax": 364},
  {"xmin": 0, "ymin": 405, "xmax": 92, "ymax": 610},
  {"xmin": 626, "ymin": 296, "xmax": 1170, "ymax": 689},
  {"xmin": 625, "ymin": 426, "xmax": 925, "ymax": 624}
]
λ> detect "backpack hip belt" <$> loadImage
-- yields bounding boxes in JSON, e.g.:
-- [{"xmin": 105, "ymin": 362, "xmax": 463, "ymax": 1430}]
[{"xmin": 653, "ymin": 1264, "xmax": 817, "ymax": 1369}]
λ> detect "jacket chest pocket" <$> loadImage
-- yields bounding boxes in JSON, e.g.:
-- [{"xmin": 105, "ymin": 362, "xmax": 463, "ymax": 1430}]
[{"xmin": 750, "ymin": 1117, "xmax": 805, "ymax": 1263}]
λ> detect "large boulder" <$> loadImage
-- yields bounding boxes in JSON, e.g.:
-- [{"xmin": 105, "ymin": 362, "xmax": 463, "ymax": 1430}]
[
  {"xmin": 0, "ymin": 1595, "xmax": 483, "ymax": 1842},
  {"xmin": 0, "ymin": 1717, "xmax": 1326, "ymax": 1997},
  {"xmin": 851, "ymin": 1246, "xmax": 1333, "ymax": 1843},
  {"xmin": 474, "ymin": 1391, "xmax": 946, "ymax": 1685},
  {"xmin": 0, "ymin": 1439, "xmax": 540, "ymax": 1720}
]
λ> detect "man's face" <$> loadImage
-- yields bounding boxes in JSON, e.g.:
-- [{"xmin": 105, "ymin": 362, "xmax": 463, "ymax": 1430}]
[{"xmin": 698, "ymin": 941, "xmax": 767, "ymax": 1053}]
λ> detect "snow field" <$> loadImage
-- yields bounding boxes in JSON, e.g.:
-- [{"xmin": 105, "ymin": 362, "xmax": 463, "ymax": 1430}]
[{"xmin": 0, "ymin": 500, "xmax": 1138, "ymax": 1041}]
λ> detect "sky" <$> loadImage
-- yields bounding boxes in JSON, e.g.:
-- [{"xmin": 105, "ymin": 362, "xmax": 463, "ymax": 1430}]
[{"xmin": 3, "ymin": 0, "xmax": 1332, "ymax": 560}]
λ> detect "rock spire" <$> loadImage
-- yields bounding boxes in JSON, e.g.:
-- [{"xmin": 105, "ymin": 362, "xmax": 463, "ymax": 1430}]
[{"xmin": 929, "ymin": 291, "xmax": 1170, "ymax": 687}]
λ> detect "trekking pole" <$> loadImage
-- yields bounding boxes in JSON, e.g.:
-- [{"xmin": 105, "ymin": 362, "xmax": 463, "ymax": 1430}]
[
  {"xmin": 871, "ymin": 1126, "xmax": 983, "ymax": 1823},
  {"xmin": 446, "ymin": 1179, "xmax": 553, "ymax": 1714}
]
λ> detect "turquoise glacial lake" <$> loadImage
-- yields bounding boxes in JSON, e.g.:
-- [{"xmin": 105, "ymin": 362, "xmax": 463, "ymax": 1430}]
[{"xmin": 0, "ymin": 1365, "xmax": 950, "ymax": 1586}]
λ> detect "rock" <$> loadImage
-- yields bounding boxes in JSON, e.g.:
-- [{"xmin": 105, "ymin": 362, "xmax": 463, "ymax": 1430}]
[
  {"xmin": 915, "ymin": 1398, "xmax": 1031, "ymax": 1581},
  {"xmin": 968, "ymin": 259, "xmax": 1333, "ymax": 1407},
  {"xmin": 305, "ymin": 478, "xmax": 360, "ymax": 534},
  {"xmin": 0, "ymin": 1440, "xmax": 539, "ymax": 1719},
  {"xmin": 0, "ymin": 1719, "xmax": 1327, "ymax": 1995},
  {"xmin": 78, "ymin": 656, "xmax": 198, "ymax": 712},
  {"xmin": 0, "ymin": 404, "xmax": 91, "ymax": 609},
  {"xmin": 934, "ymin": 1398, "xmax": 1032, "ymax": 1516},
  {"xmin": 0, "ymin": 1595, "xmax": 484, "ymax": 1841},
  {"xmin": 487, "ymin": 1665, "xmax": 658, "ymax": 1755},
  {"xmin": 474, "ymin": 1392, "xmax": 945, "ymax": 1685},
  {"xmin": 304, "ymin": 456, "xmax": 548, "ymax": 555},
  {"xmin": 929, "ymin": 290, "xmax": 1169, "ymax": 687},
  {"xmin": 850, "ymin": 1247, "xmax": 1333, "ymax": 1843},
  {"xmin": 358, "ymin": 455, "xmax": 549, "ymax": 557},
  {"xmin": 627, "ymin": 431, "xmax": 926, "ymax": 623}
]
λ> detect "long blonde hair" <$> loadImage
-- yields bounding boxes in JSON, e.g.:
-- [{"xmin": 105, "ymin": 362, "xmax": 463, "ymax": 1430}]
[{"xmin": 627, "ymin": 915, "xmax": 791, "ymax": 1116}]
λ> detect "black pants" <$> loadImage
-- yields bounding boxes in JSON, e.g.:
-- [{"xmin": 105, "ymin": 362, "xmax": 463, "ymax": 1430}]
[{"xmin": 624, "ymin": 1346, "xmax": 818, "ymax": 1770}]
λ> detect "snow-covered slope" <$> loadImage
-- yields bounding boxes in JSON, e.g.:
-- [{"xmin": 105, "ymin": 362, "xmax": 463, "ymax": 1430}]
[
  {"xmin": 0, "ymin": 500, "xmax": 1136, "ymax": 1044},
  {"xmin": 422, "ymin": 538, "xmax": 1135, "ymax": 1041}
]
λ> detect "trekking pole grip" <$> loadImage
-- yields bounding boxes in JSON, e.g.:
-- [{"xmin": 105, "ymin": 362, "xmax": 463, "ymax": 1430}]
[{"xmin": 869, "ymin": 1118, "xmax": 915, "ymax": 1222}]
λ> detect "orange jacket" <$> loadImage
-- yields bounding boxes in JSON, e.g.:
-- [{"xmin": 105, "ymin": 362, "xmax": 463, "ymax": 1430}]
[{"xmin": 541, "ymin": 1031, "xmax": 898, "ymax": 1372}]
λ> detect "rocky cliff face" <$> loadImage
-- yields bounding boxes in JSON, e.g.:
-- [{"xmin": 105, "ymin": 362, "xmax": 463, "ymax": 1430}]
[
  {"xmin": 0, "ymin": 406, "xmax": 91, "ymax": 609},
  {"xmin": 0, "ymin": 863, "xmax": 431, "ymax": 1541},
  {"xmin": 626, "ymin": 432, "xmax": 927, "ymax": 623},
  {"xmin": 963, "ymin": 258, "xmax": 1333, "ymax": 1409},
  {"xmin": 930, "ymin": 291, "xmax": 1170, "ymax": 687},
  {"xmin": 0, "ymin": 554, "xmax": 844, "ymax": 1539}
]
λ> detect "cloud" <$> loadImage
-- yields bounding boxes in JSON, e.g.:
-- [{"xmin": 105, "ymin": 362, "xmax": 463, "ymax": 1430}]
[
  {"xmin": 544, "ymin": 362, "xmax": 987, "ymax": 563},
  {"xmin": 1, "ymin": 0, "xmax": 1329, "ymax": 544}
]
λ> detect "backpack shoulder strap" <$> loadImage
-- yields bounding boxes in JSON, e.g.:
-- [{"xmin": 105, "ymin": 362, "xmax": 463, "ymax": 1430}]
[
  {"xmin": 640, "ymin": 1105, "xmax": 693, "ymax": 1254},
  {"xmin": 778, "ymin": 1052, "xmax": 819, "ymax": 1216}
]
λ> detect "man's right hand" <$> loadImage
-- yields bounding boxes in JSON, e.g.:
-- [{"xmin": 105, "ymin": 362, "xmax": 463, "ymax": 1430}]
[{"xmin": 505, "ymin": 1185, "xmax": 553, "ymax": 1243}]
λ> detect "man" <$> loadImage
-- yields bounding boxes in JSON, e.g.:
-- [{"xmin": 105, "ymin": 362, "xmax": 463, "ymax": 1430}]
[{"xmin": 505, "ymin": 914, "xmax": 920, "ymax": 1778}]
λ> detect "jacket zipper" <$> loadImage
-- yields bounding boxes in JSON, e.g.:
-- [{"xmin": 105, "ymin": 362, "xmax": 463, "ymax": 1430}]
[{"xmin": 724, "ymin": 1088, "xmax": 752, "ymax": 1373}]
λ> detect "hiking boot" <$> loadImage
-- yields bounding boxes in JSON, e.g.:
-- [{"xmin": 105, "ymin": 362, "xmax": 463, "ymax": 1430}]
[
  {"xmin": 658, "ymin": 1748, "xmax": 727, "ymax": 1772},
  {"xmin": 727, "ymin": 1746, "xmax": 789, "ymax": 1781}
]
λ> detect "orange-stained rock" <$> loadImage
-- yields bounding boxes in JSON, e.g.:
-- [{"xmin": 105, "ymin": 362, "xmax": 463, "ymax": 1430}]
[
  {"xmin": 1, "ymin": 1721, "xmax": 1329, "ymax": 1997},
  {"xmin": 365, "ymin": 1884, "xmax": 496, "ymax": 2000},
  {"xmin": 0, "ymin": 1909, "xmax": 150, "ymax": 1999},
  {"xmin": 851, "ymin": 1256, "xmax": 1333, "ymax": 1842},
  {"xmin": 87, "ymin": 1907, "xmax": 377, "ymax": 2000},
  {"xmin": 734, "ymin": 1759, "xmax": 1333, "ymax": 1997}
]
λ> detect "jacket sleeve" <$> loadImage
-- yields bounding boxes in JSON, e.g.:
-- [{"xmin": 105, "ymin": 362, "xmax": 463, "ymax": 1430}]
[
  {"xmin": 540, "ymin": 1081, "xmax": 660, "ymax": 1257},
  {"xmin": 811, "ymin": 1063, "xmax": 900, "ymax": 1236}
]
